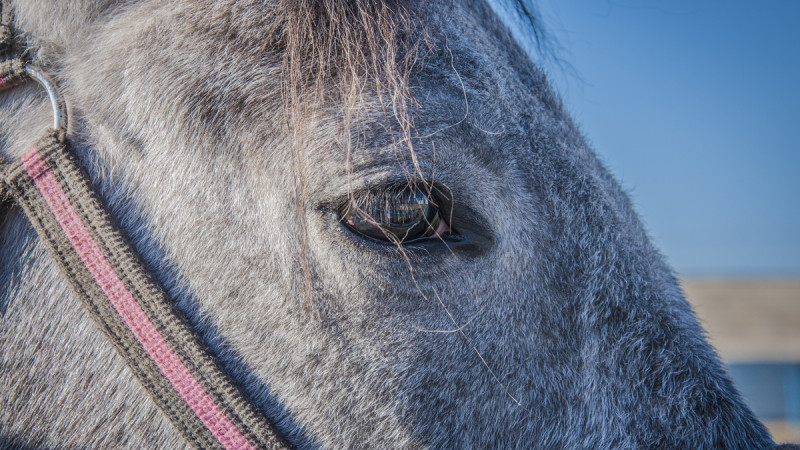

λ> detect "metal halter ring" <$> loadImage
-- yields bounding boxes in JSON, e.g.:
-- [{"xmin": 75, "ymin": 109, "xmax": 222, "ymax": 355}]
[{"xmin": 24, "ymin": 65, "xmax": 67, "ymax": 131}]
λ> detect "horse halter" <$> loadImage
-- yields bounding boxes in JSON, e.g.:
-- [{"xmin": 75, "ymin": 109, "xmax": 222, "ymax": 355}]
[{"xmin": 0, "ymin": 5, "xmax": 290, "ymax": 449}]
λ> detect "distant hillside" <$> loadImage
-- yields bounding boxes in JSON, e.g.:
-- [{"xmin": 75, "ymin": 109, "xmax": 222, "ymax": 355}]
[
  {"xmin": 682, "ymin": 279, "xmax": 800, "ymax": 362},
  {"xmin": 682, "ymin": 279, "xmax": 800, "ymax": 444}
]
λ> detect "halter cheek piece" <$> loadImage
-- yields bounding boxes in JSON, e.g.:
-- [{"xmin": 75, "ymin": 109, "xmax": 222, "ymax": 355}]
[{"xmin": 0, "ymin": 6, "xmax": 290, "ymax": 449}]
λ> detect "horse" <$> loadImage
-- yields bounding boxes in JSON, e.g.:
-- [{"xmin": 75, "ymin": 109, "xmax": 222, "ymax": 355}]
[{"xmin": 0, "ymin": 0, "xmax": 788, "ymax": 448}]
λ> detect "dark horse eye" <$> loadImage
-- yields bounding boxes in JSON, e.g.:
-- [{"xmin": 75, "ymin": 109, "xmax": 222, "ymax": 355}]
[{"xmin": 341, "ymin": 186, "xmax": 449, "ymax": 244}]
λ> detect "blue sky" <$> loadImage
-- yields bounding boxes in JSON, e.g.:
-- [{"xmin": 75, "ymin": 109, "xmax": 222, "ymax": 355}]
[{"xmin": 528, "ymin": 1, "xmax": 800, "ymax": 277}]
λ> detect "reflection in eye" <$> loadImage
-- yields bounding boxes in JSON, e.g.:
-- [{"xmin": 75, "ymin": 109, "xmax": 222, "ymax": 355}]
[{"xmin": 341, "ymin": 186, "xmax": 451, "ymax": 244}]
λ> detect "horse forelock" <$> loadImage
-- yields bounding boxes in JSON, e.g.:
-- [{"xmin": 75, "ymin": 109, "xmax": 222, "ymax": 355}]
[{"xmin": 274, "ymin": 0, "xmax": 548, "ymax": 117}]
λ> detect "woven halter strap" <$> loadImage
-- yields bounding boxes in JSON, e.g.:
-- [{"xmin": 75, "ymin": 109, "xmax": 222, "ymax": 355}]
[{"xmin": 0, "ymin": 12, "xmax": 291, "ymax": 450}]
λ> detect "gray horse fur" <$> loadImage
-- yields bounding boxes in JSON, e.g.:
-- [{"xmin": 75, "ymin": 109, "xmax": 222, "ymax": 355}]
[{"xmin": 0, "ymin": 0, "xmax": 786, "ymax": 448}]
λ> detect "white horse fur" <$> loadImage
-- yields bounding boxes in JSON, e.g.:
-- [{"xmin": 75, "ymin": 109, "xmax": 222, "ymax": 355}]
[{"xmin": 0, "ymin": 1, "xmax": 790, "ymax": 448}]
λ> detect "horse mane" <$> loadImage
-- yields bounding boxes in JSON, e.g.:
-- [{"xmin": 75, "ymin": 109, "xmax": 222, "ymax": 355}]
[{"xmin": 509, "ymin": 0, "xmax": 548, "ymax": 53}]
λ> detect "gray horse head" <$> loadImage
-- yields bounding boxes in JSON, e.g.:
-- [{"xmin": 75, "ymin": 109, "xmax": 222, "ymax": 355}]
[{"xmin": 0, "ymin": 0, "xmax": 780, "ymax": 448}]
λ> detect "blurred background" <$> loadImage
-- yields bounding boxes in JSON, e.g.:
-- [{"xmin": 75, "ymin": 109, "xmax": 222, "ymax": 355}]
[{"xmin": 505, "ymin": 0, "xmax": 800, "ymax": 442}]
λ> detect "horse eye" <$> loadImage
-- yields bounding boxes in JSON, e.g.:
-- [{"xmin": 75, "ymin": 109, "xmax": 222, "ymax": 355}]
[{"xmin": 341, "ymin": 187, "xmax": 450, "ymax": 244}]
